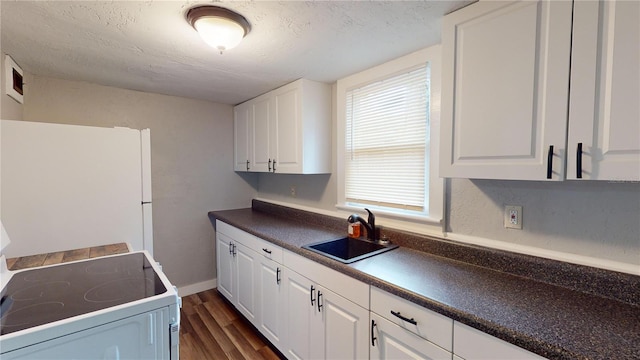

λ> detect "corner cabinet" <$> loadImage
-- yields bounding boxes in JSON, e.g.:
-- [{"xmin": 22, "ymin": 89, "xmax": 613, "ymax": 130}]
[
  {"xmin": 233, "ymin": 79, "xmax": 332, "ymax": 174},
  {"xmin": 440, "ymin": 0, "xmax": 640, "ymax": 181}
]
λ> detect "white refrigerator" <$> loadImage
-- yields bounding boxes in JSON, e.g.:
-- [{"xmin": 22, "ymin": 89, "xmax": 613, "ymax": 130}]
[{"xmin": 0, "ymin": 120, "xmax": 153, "ymax": 258}]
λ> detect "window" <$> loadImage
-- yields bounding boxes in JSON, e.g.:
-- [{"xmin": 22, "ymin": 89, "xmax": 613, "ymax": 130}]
[
  {"xmin": 345, "ymin": 66, "xmax": 429, "ymax": 213},
  {"xmin": 337, "ymin": 47, "xmax": 443, "ymax": 225}
]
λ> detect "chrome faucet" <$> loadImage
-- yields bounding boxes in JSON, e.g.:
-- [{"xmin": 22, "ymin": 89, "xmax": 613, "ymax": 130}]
[{"xmin": 347, "ymin": 208, "xmax": 376, "ymax": 241}]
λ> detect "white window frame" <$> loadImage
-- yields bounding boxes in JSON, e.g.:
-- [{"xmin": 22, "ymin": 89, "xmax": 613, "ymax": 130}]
[{"xmin": 336, "ymin": 46, "xmax": 444, "ymax": 232}]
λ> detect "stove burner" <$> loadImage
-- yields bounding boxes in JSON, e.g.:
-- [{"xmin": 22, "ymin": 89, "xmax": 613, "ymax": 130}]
[
  {"xmin": 10, "ymin": 281, "xmax": 71, "ymax": 301},
  {"xmin": 0, "ymin": 302, "xmax": 65, "ymax": 328},
  {"xmin": 84, "ymin": 277, "xmax": 154, "ymax": 303}
]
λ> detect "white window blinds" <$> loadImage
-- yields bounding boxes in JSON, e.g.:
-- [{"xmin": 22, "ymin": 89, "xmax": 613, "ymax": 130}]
[{"xmin": 345, "ymin": 65, "xmax": 429, "ymax": 212}]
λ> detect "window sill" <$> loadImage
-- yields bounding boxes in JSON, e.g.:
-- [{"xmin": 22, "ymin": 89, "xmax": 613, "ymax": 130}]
[{"xmin": 336, "ymin": 203, "xmax": 443, "ymax": 236}]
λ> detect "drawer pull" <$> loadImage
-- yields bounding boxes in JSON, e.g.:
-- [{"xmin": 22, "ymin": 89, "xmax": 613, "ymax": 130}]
[
  {"xmin": 391, "ymin": 310, "xmax": 417, "ymax": 325},
  {"xmin": 317, "ymin": 291, "xmax": 323, "ymax": 312},
  {"xmin": 262, "ymin": 248, "xmax": 272, "ymax": 254},
  {"xmin": 276, "ymin": 267, "xmax": 281, "ymax": 284}
]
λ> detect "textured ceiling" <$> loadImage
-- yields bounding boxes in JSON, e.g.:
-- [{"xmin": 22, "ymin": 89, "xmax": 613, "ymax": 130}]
[{"xmin": 1, "ymin": 1, "xmax": 472, "ymax": 105}]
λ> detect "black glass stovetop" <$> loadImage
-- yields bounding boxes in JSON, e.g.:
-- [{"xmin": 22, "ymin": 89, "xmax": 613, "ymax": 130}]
[{"xmin": 0, "ymin": 253, "xmax": 167, "ymax": 336}]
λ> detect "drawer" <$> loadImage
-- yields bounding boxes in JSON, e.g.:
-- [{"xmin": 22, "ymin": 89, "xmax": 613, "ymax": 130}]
[
  {"xmin": 216, "ymin": 220, "xmax": 283, "ymax": 264},
  {"xmin": 453, "ymin": 321, "xmax": 544, "ymax": 359},
  {"xmin": 371, "ymin": 286, "xmax": 453, "ymax": 352},
  {"xmin": 283, "ymin": 249, "xmax": 369, "ymax": 307}
]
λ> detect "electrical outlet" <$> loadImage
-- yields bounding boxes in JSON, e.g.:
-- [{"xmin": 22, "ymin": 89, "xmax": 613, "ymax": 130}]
[
  {"xmin": 504, "ymin": 205, "xmax": 523, "ymax": 230},
  {"xmin": 290, "ymin": 185, "xmax": 297, "ymax": 197}
]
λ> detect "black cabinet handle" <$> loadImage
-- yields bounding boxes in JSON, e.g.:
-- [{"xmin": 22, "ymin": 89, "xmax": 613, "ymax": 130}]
[
  {"xmin": 276, "ymin": 267, "xmax": 281, "ymax": 284},
  {"xmin": 232, "ymin": 244, "xmax": 237, "ymax": 257},
  {"xmin": 310, "ymin": 285, "xmax": 316, "ymax": 306},
  {"xmin": 576, "ymin": 143, "xmax": 583, "ymax": 179},
  {"xmin": 317, "ymin": 291, "xmax": 323, "ymax": 312},
  {"xmin": 390, "ymin": 310, "xmax": 417, "ymax": 325},
  {"xmin": 546, "ymin": 145, "xmax": 554, "ymax": 179},
  {"xmin": 268, "ymin": 159, "xmax": 272, "ymax": 172},
  {"xmin": 262, "ymin": 248, "xmax": 272, "ymax": 254},
  {"xmin": 371, "ymin": 320, "xmax": 377, "ymax": 347},
  {"xmin": 246, "ymin": 160, "xmax": 250, "ymax": 171},
  {"xmin": 229, "ymin": 243, "xmax": 233, "ymax": 255},
  {"xmin": 272, "ymin": 159, "xmax": 277, "ymax": 172}
]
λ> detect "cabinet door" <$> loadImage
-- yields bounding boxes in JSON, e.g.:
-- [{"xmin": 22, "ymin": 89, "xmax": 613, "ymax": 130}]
[
  {"xmin": 234, "ymin": 103, "xmax": 251, "ymax": 172},
  {"xmin": 235, "ymin": 242, "xmax": 258, "ymax": 325},
  {"xmin": 216, "ymin": 232, "xmax": 235, "ymax": 303},
  {"xmin": 257, "ymin": 256, "xmax": 287, "ymax": 352},
  {"xmin": 567, "ymin": 0, "xmax": 640, "ymax": 180},
  {"xmin": 284, "ymin": 269, "xmax": 316, "ymax": 360},
  {"xmin": 3, "ymin": 309, "xmax": 169, "ymax": 360},
  {"xmin": 318, "ymin": 285, "xmax": 369, "ymax": 360},
  {"xmin": 440, "ymin": 1, "xmax": 573, "ymax": 180},
  {"xmin": 272, "ymin": 85, "xmax": 302, "ymax": 174},
  {"xmin": 371, "ymin": 313, "xmax": 452, "ymax": 360},
  {"xmin": 252, "ymin": 97, "xmax": 272, "ymax": 172}
]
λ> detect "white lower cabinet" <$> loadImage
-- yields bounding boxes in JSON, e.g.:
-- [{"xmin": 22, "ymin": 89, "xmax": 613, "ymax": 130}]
[
  {"xmin": 283, "ymin": 253, "xmax": 369, "ymax": 360},
  {"xmin": 370, "ymin": 287, "xmax": 453, "ymax": 360},
  {"xmin": 235, "ymin": 241, "xmax": 258, "ymax": 325},
  {"xmin": 215, "ymin": 231, "xmax": 235, "ymax": 303},
  {"xmin": 371, "ymin": 313, "xmax": 451, "ymax": 360},
  {"xmin": 216, "ymin": 221, "xmax": 544, "ymax": 360},
  {"xmin": 215, "ymin": 231, "xmax": 258, "ymax": 326},
  {"xmin": 453, "ymin": 322, "xmax": 544, "ymax": 360},
  {"xmin": 256, "ymin": 254, "xmax": 287, "ymax": 352},
  {"xmin": 284, "ymin": 268, "xmax": 318, "ymax": 359}
]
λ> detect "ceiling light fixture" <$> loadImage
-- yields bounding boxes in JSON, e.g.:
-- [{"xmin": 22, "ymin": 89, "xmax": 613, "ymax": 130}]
[{"xmin": 187, "ymin": 6, "xmax": 251, "ymax": 54}]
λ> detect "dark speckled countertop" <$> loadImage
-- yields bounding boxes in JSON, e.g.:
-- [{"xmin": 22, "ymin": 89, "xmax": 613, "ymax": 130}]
[{"xmin": 208, "ymin": 200, "xmax": 640, "ymax": 360}]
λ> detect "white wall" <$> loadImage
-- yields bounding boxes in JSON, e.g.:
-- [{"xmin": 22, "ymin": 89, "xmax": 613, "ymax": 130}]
[{"xmin": 22, "ymin": 74, "xmax": 258, "ymax": 288}]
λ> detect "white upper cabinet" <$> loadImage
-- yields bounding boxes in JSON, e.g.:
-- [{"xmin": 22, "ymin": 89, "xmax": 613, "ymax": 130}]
[
  {"xmin": 567, "ymin": 0, "xmax": 640, "ymax": 180},
  {"xmin": 234, "ymin": 79, "xmax": 332, "ymax": 174},
  {"xmin": 233, "ymin": 102, "xmax": 251, "ymax": 172},
  {"xmin": 440, "ymin": 0, "xmax": 639, "ymax": 181},
  {"xmin": 252, "ymin": 97, "xmax": 272, "ymax": 172},
  {"xmin": 440, "ymin": 0, "xmax": 573, "ymax": 180}
]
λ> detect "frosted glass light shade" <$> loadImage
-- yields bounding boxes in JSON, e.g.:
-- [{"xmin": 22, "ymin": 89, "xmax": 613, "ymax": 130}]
[
  {"xmin": 187, "ymin": 6, "xmax": 251, "ymax": 54},
  {"xmin": 195, "ymin": 17, "xmax": 245, "ymax": 52}
]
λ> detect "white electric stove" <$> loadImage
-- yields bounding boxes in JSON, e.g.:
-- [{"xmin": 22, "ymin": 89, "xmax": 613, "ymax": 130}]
[{"xmin": 0, "ymin": 251, "xmax": 180, "ymax": 359}]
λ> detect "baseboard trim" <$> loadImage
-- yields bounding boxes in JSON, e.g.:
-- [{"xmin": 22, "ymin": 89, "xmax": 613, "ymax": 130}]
[{"xmin": 177, "ymin": 278, "xmax": 217, "ymax": 297}]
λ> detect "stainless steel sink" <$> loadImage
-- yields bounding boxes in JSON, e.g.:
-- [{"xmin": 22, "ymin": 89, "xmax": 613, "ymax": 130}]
[{"xmin": 302, "ymin": 237, "xmax": 398, "ymax": 264}]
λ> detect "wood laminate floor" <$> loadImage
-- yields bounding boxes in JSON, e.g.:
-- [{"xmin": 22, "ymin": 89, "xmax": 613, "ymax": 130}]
[
  {"xmin": 7, "ymin": 246, "xmax": 283, "ymax": 359},
  {"xmin": 180, "ymin": 289, "xmax": 284, "ymax": 360}
]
